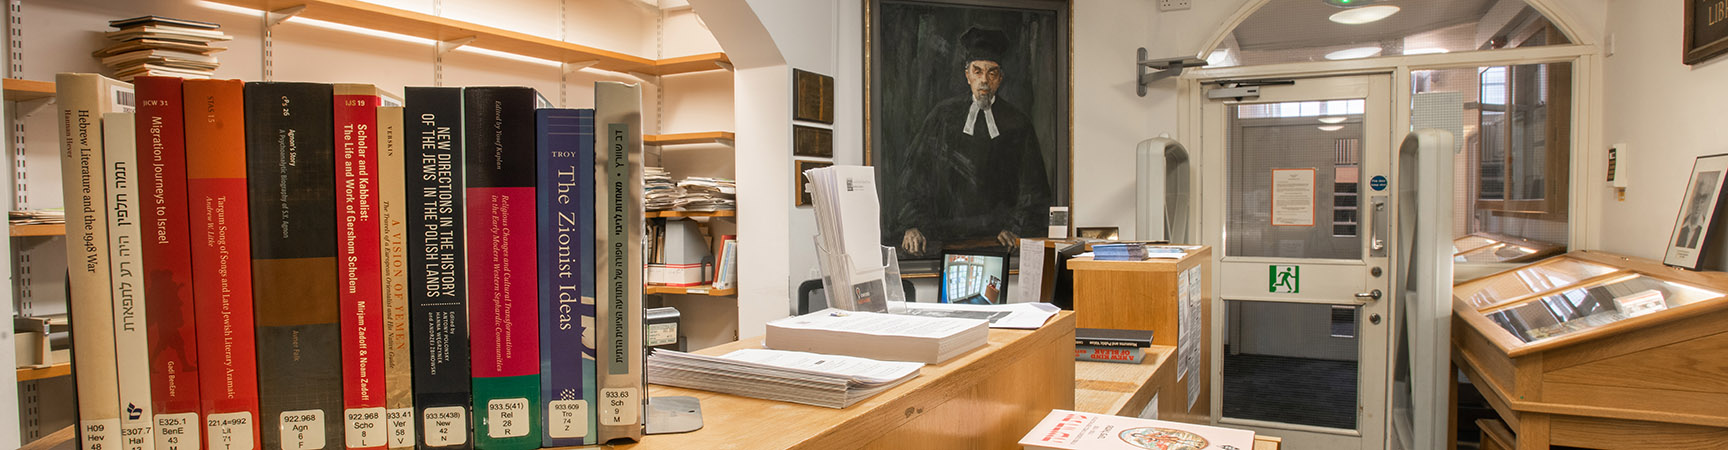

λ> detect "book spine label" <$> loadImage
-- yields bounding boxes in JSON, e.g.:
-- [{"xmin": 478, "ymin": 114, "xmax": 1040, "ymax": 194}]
[
  {"xmin": 135, "ymin": 76, "xmax": 203, "ymax": 450},
  {"xmin": 336, "ymin": 85, "xmax": 388, "ymax": 450},
  {"xmin": 57, "ymin": 73, "xmax": 129, "ymax": 450},
  {"xmin": 105, "ymin": 112, "xmax": 158, "ymax": 450},
  {"xmin": 536, "ymin": 109, "xmax": 595, "ymax": 446},
  {"xmin": 182, "ymin": 79, "xmax": 261, "ymax": 450},
  {"xmin": 377, "ymin": 106, "xmax": 417, "ymax": 450},
  {"xmin": 464, "ymin": 87, "xmax": 540, "ymax": 450},
  {"xmin": 1075, "ymin": 340, "xmax": 1148, "ymax": 348},
  {"xmin": 404, "ymin": 87, "xmax": 471, "ymax": 450},
  {"xmin": 594, "ymin": 82, "xmax": 645, "ymax": 443},
  {"xmin": 242, "ymin": 82, "xmax": 341, "ymax": 450},
  {"xmin": 1073, "ymin": 346, "xmax": 1146, "ymax": 363}
]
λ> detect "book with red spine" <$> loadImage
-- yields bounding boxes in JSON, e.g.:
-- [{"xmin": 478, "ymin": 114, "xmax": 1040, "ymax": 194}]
[
  {"xmin": 181, "ymin": 78, "xmax": 261, "ymax": 450},
  {"xmin": 134, "ymin": 75, "xmax": 203, "ymax": 450},
  {"xmin": 335, "ymin": 83, "xmax": 387, "ymax": 450}
]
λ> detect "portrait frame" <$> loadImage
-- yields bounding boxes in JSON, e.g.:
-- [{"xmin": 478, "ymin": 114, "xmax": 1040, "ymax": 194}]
[
  {"xmin": 1684, "ymin": 0, "xmax": 1728, "ymax": 65},
  {"xmin": 1664, "ymin": 153, "xmax": 1728, "ymax": 269},
  {"xmin": 865, "ymin": 0, "xmax": 1072, "ymax": 261}
]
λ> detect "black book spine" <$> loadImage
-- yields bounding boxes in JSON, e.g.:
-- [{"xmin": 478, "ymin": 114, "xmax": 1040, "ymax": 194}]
[
  {"xmin": 1075, "ymin": 339, "xmax": 1149, "ymax": 348},
  {"xmin": 405, "ymin": 87, "xmax": 472, "ymax": 450},
  {"xmin": 243, "ymin": 82, "xmax": 343, "ymax": 450}
]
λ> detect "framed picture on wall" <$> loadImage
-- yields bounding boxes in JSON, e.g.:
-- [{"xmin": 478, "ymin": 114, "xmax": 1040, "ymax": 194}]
[
  {"xmin": 794, "ymin": 160, "xmax": 833, "ymax": 207},
  {"xmin": 1665, "ymin": 153, "xmax": 1728, "ymax": 269},
  {"xmin": 1686, "ymin": 0, "xmax": 1728, "ymax": 65},
  {"xmin": 866, "ymin": 0, "xmax": 1071, "ymax": 261}
]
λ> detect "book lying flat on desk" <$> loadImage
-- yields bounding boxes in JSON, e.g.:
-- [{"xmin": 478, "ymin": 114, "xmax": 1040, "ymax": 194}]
[
  {"xmin": 1074, "ymin": 346, "xmax": 1145, "ymax": 364},
  {"xmin": 1020, "ymin": 410, "xmax": 1255, "ymax": 450},
  {"xmin": 765, "ymin": 309, "xmax": 988, "ymax": 364},
  {"xmin": 1076, "ymin": 328, "xmax": 1154, "ymax": 348},
  {"xmin": 645, "ymin": 349, "xmax": 921, "ymax": 409}
]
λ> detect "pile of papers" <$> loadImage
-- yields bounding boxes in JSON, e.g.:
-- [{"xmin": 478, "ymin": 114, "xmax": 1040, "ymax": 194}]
[
  {"xmin": 644, "ymin": 166, "xmax": 677, "ymax": 210},
  {"xmin": 95, "ymin": 16, "xmax": 231, "ymax": 81},
  {"xmin": 9, "ymin": 209, "xmax": 64, "ymax": 226},
  {"xmin": 647, "ymin": 348, "xmax": 921, "ymax": 409},
  {"xmin": 766, "ymin": 309, "xmax": 988, "ymax": 364},
  {"xmin": 894, "ymin": 302, "xmax": 1059, "ymax": 329},
  {"xmin": 805, "ymin": 165, "xmax": 892, "ymax": 311},
  {"xmin": 674, "ymin": 176, "xmax": 735, "ymax": 211}
]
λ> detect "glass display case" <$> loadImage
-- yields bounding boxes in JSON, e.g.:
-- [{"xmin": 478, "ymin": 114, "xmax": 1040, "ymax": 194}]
[
  {"xmin": 1450, "ymin": 250, "xmax": 1728, "ymax": 449},
  {"xmin": 1451, "ymin": 232, "xmax": 1563, "ymax": 264}
]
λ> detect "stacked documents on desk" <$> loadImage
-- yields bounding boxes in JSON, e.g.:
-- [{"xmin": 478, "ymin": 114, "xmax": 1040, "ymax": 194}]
[
  {"xmin": 1092, "ymin": 243, "xmax": 1149, "ymax": 261},
  {"xmin": 646, "ymin": 348, "xmax": 922, "ymax": 409},
  {"xmin": 805, "ymin": 165, "xmax": 892, "ymax": 311},
  {"xmin": 766, "ymin": 309, "xmax": 988, "ymax": 364}
]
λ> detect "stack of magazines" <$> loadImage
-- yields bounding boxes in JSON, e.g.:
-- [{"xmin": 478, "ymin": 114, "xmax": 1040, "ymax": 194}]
[
  {"xmin": 95, "ymin": 16, "xmax": 231, "ymax": 81},
  {"xmin": 646, "ymin": 348, "xmax": 921, "ymax": 409},
  {"xmin": 644, "ymin": 166, "xmax": 677, "ymax": 210}
]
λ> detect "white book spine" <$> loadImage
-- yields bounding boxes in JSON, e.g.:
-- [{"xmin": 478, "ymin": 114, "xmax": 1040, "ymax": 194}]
[
  {"xmin": 594, "ymin": 81, "xmax": 645, "ymax": 443},
  {"xmin": 104, "ymin": 112, "xmax": 156, "ymax": 450},
  {"xmin": 57, "ymin": 73, "xmax": 132, "ymax": 450}
]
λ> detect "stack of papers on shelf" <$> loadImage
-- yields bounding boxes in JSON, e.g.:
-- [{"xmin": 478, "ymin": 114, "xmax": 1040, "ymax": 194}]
[
  {"xmin": 765, "ymin": 309, "xmax": 988, "ymax": 364},
  {"xmin": 95, "ymin": 16, "xmax": 231, "ymax": 81},
  {"xmin": 646, "ymin": 348, "xmax": 921, "ymax": 409},
  {"xmin": 1092, "ymin": 243, "xmax": 1149, "ymax": 261},
  {"xmin": 644, "ymin": 166, "xmax": 678, "ymax": 210},
  {"xmin": 674, "ymin": 176, "xmax": 736, "ymax": 211},
  {"xmin": 805, "ymin": 165, "xmax": 892, "ymax": 311},
  {"xmin": 893, "ymin": 301, "xmax": 1059, "ymax": 329},
  {"xmin": 9, "ymin": 209, "xmax": 65, "ymax": 225},
  {"xmin": 1020, "ymin": 410, "xmax": 1256, "ymax": 450}
]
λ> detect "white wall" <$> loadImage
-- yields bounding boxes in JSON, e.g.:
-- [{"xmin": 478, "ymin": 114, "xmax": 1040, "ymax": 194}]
[{"xmin": 1599, "ymin": 0, "xmax": 1728, "ymax": 260}]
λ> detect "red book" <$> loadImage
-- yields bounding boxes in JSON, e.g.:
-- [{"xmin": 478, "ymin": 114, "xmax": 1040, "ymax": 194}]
[
  {"xmin": 182, "ymin": 79, "xmax": 261, "ymax": 450},
  {"xmin": 334, "ymin": 84, "xmax": 387, "ymax": 450},
  {"xmin": 135, "ymin": 75, "xmax": 202, "ymax": 450}
]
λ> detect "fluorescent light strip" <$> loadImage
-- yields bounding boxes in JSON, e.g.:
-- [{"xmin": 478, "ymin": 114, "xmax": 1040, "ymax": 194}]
[
  {"xmin": 453, "ymin": 46, "xmax": 565, "ymax": 68},
  {"xmin": 1325, "ymin": 47, "xmax": 1382, "ymax": 60},
  {"xmin": 199, "ymin": 0, "xmax": 566, "ymax": 68}
]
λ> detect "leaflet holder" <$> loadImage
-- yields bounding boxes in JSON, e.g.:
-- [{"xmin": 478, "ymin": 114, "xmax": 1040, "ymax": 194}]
[
  {"xmin": 1136, "ymin": 136, "xmax": 1193, "ymax": 243},
  {"xmin": 812, "ymin": 235, "xmax": 905, "ymax": 313}
]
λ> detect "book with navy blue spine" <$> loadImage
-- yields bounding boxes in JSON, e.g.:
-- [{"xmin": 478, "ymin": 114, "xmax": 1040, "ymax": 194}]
[{"xmin": 536, "ymin": 108, "xmax": 597, "ymax": 446}]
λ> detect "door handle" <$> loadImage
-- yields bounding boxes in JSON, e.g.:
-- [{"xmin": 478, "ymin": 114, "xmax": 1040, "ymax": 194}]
[
  {"xmin": 1355, "ymin": 289, "xmax": 1382, "ymax": 301},
  {"xmin": 1369, "ymin": 195, "xmax": 1387, "ymax": 257}
]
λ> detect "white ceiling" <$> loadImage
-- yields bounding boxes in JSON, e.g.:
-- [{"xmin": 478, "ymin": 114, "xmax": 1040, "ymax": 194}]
[{"xmin": 1232, "ymin": 0, "xmax": 1502, "ymax": 51}]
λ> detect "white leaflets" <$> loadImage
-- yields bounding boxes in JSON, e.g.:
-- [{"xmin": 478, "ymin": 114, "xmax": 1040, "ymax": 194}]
[{"xmin": 895, "ymin": 301, "xmax": 1059, "ymax": 329}]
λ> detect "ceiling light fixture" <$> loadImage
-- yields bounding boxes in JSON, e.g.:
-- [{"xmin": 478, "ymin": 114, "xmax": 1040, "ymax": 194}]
[
  {"xmin": 1329, "ymin": 5, "xmax": 1400, "ymax": 25},
  {"xmin": 1318, "ymin": 117, "xmax": 1347, "ymax": 124},
  {"xmin": 1318, "ymin": 125, "xmax": 1345, "ymax": 131},
  {"xmin": 1324, "ymin": 47, "xmax": 1382, "ymax": 60}
]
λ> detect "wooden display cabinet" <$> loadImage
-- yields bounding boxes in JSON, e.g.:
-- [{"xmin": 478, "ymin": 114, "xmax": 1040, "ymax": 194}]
[{"xmin": 1451, "ymin": 250, "xmax": 1728, "ymax": 449}]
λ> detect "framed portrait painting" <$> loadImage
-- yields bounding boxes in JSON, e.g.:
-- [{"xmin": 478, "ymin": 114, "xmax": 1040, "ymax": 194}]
[
  {"xmin": 1665, "ymin": 153, "xmax": 1728, "ymax": 269},
  {"xmin": 866, "ymin": 0, "xmax": 1070, "ymax": 261}
]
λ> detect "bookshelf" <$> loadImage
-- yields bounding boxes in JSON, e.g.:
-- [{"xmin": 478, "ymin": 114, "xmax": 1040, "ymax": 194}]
[
  {"xmin": 645, "ymin": 131, "xmax": 735, "ymax": 146},
  {"xmin": 205, "ymin": 0, "xmax": 729, "ymax": 75},
  {"xmin": 646, "ymin": 209, "xmax": 736, "ymax": 218},
  {"xmin": 3, "ymin": 79, "xmax": 55, "ymax": 101},
  {"xmin": 645, "ymin": 285, "xmax": 737, "ymax": 296},
  {"xmin": 14, "ymin": 363, "xmax": 69, "ymax": 383},
  {"xmin": 9, "ymin": 224, "xmax": 64, "ymax": 238}
]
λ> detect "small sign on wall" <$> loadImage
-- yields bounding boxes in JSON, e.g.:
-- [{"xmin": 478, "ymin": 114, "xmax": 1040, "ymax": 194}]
[{"xmin": 1271, "ymin": 169, "xmax": 1316, "ymax": 227}]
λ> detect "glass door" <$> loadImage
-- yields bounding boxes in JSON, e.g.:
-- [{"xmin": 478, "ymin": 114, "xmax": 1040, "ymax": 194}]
[{"xmin": 1202, "ymin": 74, "xmax": 1394, "ymax": 450}]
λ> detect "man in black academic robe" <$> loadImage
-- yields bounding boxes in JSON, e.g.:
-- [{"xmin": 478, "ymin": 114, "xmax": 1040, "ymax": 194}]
[{"xmin": 891, "ymin": 27, "xmax": 1052, "ymax": 257}]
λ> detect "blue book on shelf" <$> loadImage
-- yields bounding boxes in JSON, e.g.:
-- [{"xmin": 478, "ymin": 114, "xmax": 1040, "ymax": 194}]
[{"xmin": 537, "ymin": 108, "xmax": 598, "ymax": 446}]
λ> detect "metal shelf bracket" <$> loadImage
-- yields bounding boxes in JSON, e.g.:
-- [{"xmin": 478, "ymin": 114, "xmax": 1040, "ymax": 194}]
[{"xmin": 1137, "ymin": 48, "xmax": 1207, "ymax": 97}]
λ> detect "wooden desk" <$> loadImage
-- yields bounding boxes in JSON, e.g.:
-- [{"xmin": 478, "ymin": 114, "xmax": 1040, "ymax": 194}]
[
  {"xmin": 613, "ymin": 311, "xmax": 1076, "ymax": 449},
  {"xmin": 1074, "ymin": 346, "xmax": 1282, "ymax": 450}
]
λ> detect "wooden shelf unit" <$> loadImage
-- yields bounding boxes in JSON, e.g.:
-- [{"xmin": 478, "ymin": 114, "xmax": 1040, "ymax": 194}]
[
  {"xmin": 645, "ymin": 131, "xmax": 735, "ymax": 146},
  {"xmin": 205, "ymin": 0, "xmax": 728, "ymax": 75},
  {"xmin": 645, "ymin": 285, "xmax": 736, "ymax": 296},
  {"xmin": 16, "ymin": 363, "xmax": 69, "ymax": 383},
  {"xmin": 4, "ymin": 78, "xmax": 54, "ymax": 101},
  {"xmin": 646, "ymin": 209, "xmax": 735, "ymax": 219},
  {"xmin": 10, "ymin": 224, "xmax": 64, "ymax": 237}
]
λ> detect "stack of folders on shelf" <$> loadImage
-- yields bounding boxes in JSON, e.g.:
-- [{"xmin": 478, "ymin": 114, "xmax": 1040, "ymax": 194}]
[
  {"xmin": 9, "ymin": 209, "xmax": 65, "ymax": 225},
  {"xmin": 646, "ymin": 348, "xmax": 922, "ymax": 409},
  {"xmin": 765, "ymin": 309, "xmax": 988, "ymax": 364},
  {"xmin": 1091, "ymin": 243, "xmax": 1149, "ymax": 261},
  {"xmin": 1074, "ymin": 328, "xmax": 1154, "ymax": 364},
  {"xmin": 805, "ymin": 165, "xmax": 892, "ymax": 311},
  {"xmin": 95, "ymin": 16, "xmax": 231, "ymax": 81},
  {"xmin": 1019, "ymin": 410, "xmax": 1255, "ymax": 450}
]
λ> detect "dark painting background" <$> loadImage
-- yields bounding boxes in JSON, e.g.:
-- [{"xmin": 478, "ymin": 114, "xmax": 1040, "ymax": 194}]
[{"xmin": 870, "ymin": 0, "xmax": 1068, "ymax": 259}]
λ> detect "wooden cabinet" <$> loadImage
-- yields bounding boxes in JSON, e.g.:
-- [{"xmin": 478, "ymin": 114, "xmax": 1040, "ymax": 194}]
[
  {"xmin": 1066, "ymin": 247, "xmax": 1212, "ymax": 425},
  {"xmin": 1452, "ymin": 250, "xmax": 1728, "ymax": 449}
]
